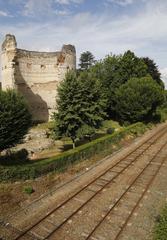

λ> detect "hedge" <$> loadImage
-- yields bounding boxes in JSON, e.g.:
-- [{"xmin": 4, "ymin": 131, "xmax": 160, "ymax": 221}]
[{"xmin": 0, "ymin": 122, "xmax": 149, "ymax": 182}]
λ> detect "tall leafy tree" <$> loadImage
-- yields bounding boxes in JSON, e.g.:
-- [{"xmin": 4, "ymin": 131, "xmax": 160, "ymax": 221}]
[
  {"xmin": 0, "ymin": 90, "xmax": 31, "ymax": 152},
  {"xmin": 119, "ymin": 50, "xmax": 148, "ymax": 81},
  {"xmin": 115, "ymin": 76, "xmax": 164, "ymax": 123},
  {"xmin": 90, "ymin": 51, "xmax": 148, "ymax": 117},
  {"xmin": 54, "ymin": 71, "xmax": 106, "ymax": 148},
  {"xmin": 79, "ymin": 51, "xmax": 95, "ymax": 70},
  {"xmin": 142, "ymin": 57, "xmax": 164, "ymax": 88}
]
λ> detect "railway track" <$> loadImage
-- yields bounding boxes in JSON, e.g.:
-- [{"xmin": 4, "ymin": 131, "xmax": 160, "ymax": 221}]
[
  {"xmin": 84, "ymin": 138, "xmax": 167, "ymax": 240},
  {"xmin": 2, "ymin": 124, "xmax": 167, "ymax": 240}
]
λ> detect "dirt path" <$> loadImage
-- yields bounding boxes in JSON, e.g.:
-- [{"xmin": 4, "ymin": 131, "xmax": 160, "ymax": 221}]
[{"xmin": 1, "ymin": 123, "xmax": 167, "ymax": 240}]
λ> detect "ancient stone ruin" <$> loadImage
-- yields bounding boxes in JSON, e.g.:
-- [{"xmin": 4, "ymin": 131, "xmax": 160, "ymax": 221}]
[{"xmin": 1, "ymin": 34, "xmax": 76, "ymax": 122}]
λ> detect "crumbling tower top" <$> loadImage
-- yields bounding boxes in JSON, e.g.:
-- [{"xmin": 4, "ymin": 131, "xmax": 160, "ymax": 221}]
[
  {"xmin": 1, "ymin": 33, "xmax": 76, "ymax": 122},
  {"xmin": 2, "ymin": 34, "xmax": 17, "ymax": 51}
]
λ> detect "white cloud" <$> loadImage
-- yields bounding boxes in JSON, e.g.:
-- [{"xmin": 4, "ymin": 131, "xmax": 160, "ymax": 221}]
[
  {"xmin": 55, "ymin": 0, "xmax": 84, "ymax": 5},
  {"xmin": 54, "ymin": 9, "xmax": 70, "ymax": 15},
  {"xmin": 160, "ymin": 68, "xmax": 167, "ymax": 88},
  {"xmin": 23, "ymin": 0, "xmax": 54, "ymax": 16},
  {"xmin": 107, "ymin": 0, "xmax": 134, "ymax": 6},
  {"xmin": 0, "ymin": 10, "xmax": 11, "ymax": 17},
  {"xmin": 22, "ymin": 0, "xmax": 79, "ymax": 17},
  {"xmin": 0, "ymin": 0, "xmax": 167, "ymax": 82}
]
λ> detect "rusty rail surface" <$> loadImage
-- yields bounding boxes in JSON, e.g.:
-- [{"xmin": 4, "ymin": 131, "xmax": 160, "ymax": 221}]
[{"xmin": 4, "ymin": 124, "xmax": 167, "ymax": 240}]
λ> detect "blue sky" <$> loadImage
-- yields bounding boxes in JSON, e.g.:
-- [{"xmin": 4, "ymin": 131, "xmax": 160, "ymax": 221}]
[{"xmin": 0, "ymin": 0, "xmax": 167, "ymax": 85}]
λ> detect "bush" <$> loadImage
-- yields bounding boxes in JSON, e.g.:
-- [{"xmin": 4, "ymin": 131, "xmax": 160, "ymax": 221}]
[
  {"xmin": 156, "ymin": 107, "xmax": 167, "ymax": 123},
  {"xmin": 23, "ymin": 186, "xmax": 34, "ymax": 195},
  {"xmin": 106, "ymin": 128, "xmax": 115, "ymax": 134},
  {"xmin": 0, "ymin": 122, "xmax": 148, "ymax": 182},
  {"xmin": 0, "ymin": 90, "xmax": 31, "ymax": 151}
]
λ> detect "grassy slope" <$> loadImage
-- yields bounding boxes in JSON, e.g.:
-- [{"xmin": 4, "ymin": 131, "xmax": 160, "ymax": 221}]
[
  {"xmin": 0, "ymin": 122, "xmax": 149, "ymax": 181},
  {"xmin": 154, "ymin": 206, "xmax": 167, "ymax": 240}
]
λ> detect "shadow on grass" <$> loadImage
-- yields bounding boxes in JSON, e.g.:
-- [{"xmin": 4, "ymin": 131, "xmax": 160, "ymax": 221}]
[{"xmin": 0, "ymin": 149, "xmax": 30, "ymax": 166}]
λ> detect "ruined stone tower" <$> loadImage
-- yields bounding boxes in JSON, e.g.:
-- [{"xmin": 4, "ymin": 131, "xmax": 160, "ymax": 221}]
[{"xmin": 1, "ymin": 34, "xmax": 76, "ymax": 122}]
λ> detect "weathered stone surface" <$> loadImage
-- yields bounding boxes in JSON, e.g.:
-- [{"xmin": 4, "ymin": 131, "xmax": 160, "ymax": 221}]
[
  {"xmin": 1, "ymin": 34, "xmax": 76, "ymax": 122},
  {"xmin": 13, "ymin": 128, "xmax": 55, "ymax": 155}
]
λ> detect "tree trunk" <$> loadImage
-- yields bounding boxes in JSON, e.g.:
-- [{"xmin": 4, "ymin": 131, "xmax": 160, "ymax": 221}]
[{"xmin": 72, "ymin": 139, "xmax": 75, "ymax": 149}]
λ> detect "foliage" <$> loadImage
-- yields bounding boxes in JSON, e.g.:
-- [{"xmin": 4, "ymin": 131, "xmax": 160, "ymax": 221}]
[
  {"xmin": 90, "ymin": 51, "xmax": 148, "ymax": 117},
  {"xmin": 142, "ymin": 57, "xmax": 164, "ymax": 88},
  {"xmin": 118, "ymin": 50, "xmax": 148, "ymax": 83},
  {"xmin": 76, "ymin": 124, "xmax": 95, "ymax": 140},
  {"xmin": 101, "ymin": 120, "xmax": 121, "ymax": 131},
  {"xmin": 54, "ymin": 71, "xmax": 106, "ymax": 147},
  {"xmin": 0, "ymin": 122, "xmax": 149, "ymax": 182},
  {"xmin": 23, "ymin": 186, "xmax": 34, "ymax": 195},
  {"xmin": 156, "ymin": 107, "xmax": 167, "ymax": 123},
  {"xmin": 0, "ymin": 149, "xmax": 29, "ymax": 166},
  {"xmin": 79, "ymin": 51, "xmax": 95, "ymax": 70},
  {"xmin": 106, "ymin": 128, "xmax": 115, "ymax": 134},
  {"xmin": 115, "ymin": 76, "xmax": 164, "ymax": 123},
  {"xmin": 162, "ymin": 90, "xmax": 167, "ymax": 108},
  {"xmin": 0, "ymin": 90, "xmax": 31, "ymax": 151},
  {"xmin": 154, "ymin": 205, "xmax": 167, "ymax": 240}
]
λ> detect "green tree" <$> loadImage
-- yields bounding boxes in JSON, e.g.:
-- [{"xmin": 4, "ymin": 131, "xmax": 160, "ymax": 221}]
[
  {"xmin": 90, "ymin": 51, "xmax": 148, "ymax": 117},
  {"xmin": 163, "ymin": 90, "xmax": 167, "ymax": 108},
  {"xmin": 142, "ymin": 57, "xmax": 164, "ymax": 88},
  {"xmin": 79, "ymin": 51, "xmax": 95, "ymax": 70},
  {"xmin": 0, "ymin": 90, "xmax": 31, "ymax": 152},
  {"xmin": 115, "ymin": 76, "xmax": 164, "ymax": 123},
  {"xmin": 54, "ymin": 71, "xmax": 106, "ymax": 148}
]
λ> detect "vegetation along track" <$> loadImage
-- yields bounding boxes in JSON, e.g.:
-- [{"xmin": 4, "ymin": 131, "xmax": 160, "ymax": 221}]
[{"xmin": 2, "ymin": 124, "xmax": 167, "ymax": 240}]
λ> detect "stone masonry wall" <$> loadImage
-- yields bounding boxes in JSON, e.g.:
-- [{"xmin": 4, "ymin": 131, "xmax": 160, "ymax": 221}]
[{"xmin": 1, "ymin": 34, "xmax": 76, "ymax": 122}]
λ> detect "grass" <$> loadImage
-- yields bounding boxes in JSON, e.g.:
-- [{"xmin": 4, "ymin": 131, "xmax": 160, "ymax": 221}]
[
  {"xmin": 154, "ymin": 205, "xmax": 167, "ymax": 239},
  {"xmin": 32, "ymin": 121, "xmax": 55, "ymax": 130}
]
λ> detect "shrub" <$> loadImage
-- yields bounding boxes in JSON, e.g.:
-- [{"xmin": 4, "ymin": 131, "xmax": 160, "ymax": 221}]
[
  {"xmin": 77, "ymin": 124, "xmax": 95, "ymax": 140},
  {"xmin": 23, "ymin": 186, "xmax": 34, "ymax": 195},
  {"xmin": 0, "ymin": 89, "xmax": 32, "ymax": 151},
  {"xmin": 156, "ymin": 107, "xmax": 167, "ymax": 123},
  {"xmin": 106, "ymin": 128, "xmax": 115, "ymax": 134},
  {"xmin": 0, "ymin": 122, "xmax": 148, "ymax": 182}
]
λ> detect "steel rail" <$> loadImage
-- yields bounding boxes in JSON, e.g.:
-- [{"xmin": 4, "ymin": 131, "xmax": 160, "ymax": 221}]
[
  {"xmin": 14, "ymin": 125, "xmax": 167, "ymax": 240},
  {"xmin": 43, "ymin": 129, "xmax": 167, "ymax": 239},
  {"xmin": 114, "ymin": 151, "xmax": 167, "ymax": 239},
  {"xmin": 84, "ymin": 137, "xmax": 167, "ymax": 240}
]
